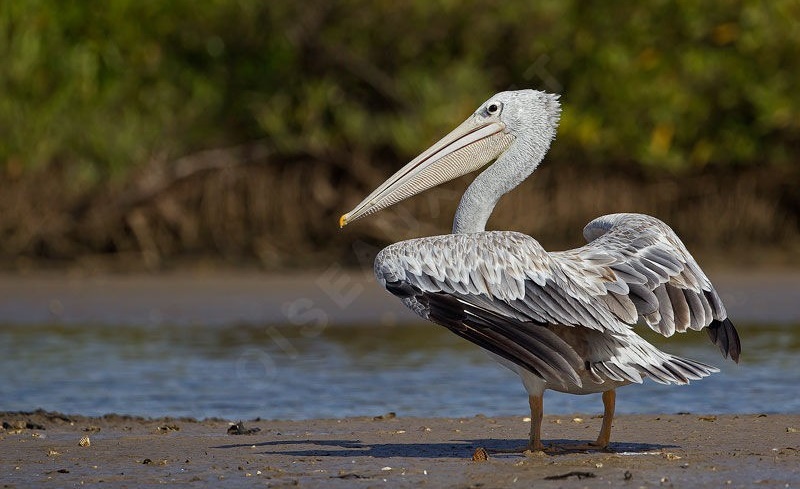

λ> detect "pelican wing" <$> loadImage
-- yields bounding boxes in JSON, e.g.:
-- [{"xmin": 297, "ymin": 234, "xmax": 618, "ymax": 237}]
[
  {"xmin": 565, "ymin": 213, "xmax": 740, "ymax": 361},
  {"xmin": 375, "ymin": 230, "xmax": 632, "ymax": 334},
  {"xmin": 399, "ymin": 287, "xmax": 585, "ymax": 388},
  {"xmin": 374, "ymin": 213, "xmax": 740, "ymax": 363}
]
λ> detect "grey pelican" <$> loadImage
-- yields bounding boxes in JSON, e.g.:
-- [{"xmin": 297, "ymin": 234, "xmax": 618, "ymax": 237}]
[{"xmin": 339, "ymin": 90, "xmax": 740, "ymax": 451}]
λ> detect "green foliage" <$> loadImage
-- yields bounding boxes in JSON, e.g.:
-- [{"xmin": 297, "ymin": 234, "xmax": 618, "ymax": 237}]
[{"xmin": 1, "ymin": 0, "xmax": 799, "ymax": 181}]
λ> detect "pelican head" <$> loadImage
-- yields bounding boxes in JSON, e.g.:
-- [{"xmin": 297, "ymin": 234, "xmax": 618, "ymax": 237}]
[{"xmin": 339, "ymin": 90, "xmax": 561, "ymax": 228}]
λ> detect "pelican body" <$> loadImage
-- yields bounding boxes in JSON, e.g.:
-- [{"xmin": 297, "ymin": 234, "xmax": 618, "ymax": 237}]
[{"xmin": 339, "ymin": 90, "xmax": 740, "ymax": 451}]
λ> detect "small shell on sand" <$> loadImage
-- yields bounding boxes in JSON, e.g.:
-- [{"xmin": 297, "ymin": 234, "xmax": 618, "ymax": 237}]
[{"xmin": 472, "ymin": 447, "xmax": 489, "ymax": 461}]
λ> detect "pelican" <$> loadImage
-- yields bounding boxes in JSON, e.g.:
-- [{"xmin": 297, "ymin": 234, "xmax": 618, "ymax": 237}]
[{"xmin": 339, "ymin": 90, "xmax": 740, "ymax": 451}]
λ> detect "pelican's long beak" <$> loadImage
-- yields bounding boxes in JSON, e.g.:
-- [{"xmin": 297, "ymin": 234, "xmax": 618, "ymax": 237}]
[{"xmin": 339, "ymin": 116, "xmax": 513, "ymax": 227}]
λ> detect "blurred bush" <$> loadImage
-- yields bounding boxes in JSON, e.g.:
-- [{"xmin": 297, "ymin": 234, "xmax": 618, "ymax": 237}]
[
  {"xmin": 3, "ymin": 0, "xmax": 798, "ymax": 175},
  {"xmin": 0, "ymin": 0, "xmax": 798, "ymax": 267}
]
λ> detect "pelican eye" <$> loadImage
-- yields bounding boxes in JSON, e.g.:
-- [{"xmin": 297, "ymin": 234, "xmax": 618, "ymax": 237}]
[{"xmin": 487, "ymin": 103, "xmax": 500, "ymax": 115}]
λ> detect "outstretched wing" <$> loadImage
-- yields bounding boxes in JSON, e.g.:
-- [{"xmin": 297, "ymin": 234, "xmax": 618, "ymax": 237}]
[
  {"xmin": 375, "ymin": 213, "xmax": 740, "ymax": 363},
  {"xmin": 566, "ymin": 213, "xmax": 739, "ymax": 360}
]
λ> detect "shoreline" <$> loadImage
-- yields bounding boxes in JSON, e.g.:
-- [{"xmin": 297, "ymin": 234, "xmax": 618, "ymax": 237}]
[
  {"xmin": 2, "ymin": 410, "xmax": 798, "ymax": 487},
  {"xmin": 2, "ymin": 269, "xmax": 799, "ymax": 327}
]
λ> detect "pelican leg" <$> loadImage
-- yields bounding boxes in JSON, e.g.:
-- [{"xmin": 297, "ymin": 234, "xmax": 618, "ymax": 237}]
[
  {"xmin": 592, "ymin": 389, "xmax": 615, "ymax": 448},
  {"xmin": 488, "ymin": 394, "xmax": 545, "ymax": 454},
  {"xmin": 528, "ymin": 394, "xmax": 545, "ymax": 451}
]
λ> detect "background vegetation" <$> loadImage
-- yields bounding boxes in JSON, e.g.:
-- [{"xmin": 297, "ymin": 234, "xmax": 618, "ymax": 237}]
[{"xmin": 1, "ymin": 1, "xmax": 798, "ymax": 270}]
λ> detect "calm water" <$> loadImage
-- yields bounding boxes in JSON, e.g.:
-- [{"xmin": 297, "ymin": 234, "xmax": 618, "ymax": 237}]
[{"xmin": 1, "ymin": 320, "xmax": 798, "ymax": 419}]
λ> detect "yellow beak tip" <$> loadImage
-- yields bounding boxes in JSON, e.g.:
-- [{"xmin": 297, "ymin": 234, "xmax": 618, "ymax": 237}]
[{"xmin": 338, "ymin": 214, "xmax": 348, "ymax": 228}]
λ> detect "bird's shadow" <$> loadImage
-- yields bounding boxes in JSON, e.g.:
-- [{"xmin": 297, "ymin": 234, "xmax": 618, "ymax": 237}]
[{"xmin": 212, "ymin": 437, "xmax": 674, "ymax": 459}]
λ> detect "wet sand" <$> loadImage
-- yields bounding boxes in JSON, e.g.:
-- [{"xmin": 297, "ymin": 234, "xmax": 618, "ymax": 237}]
[
  {"xmin": 1, "ymin": 269, "xmax": 799, "ymax": 327},
  {"xmin": 2, "ymin": 411, "xmax": 798, "ymax": 488}
]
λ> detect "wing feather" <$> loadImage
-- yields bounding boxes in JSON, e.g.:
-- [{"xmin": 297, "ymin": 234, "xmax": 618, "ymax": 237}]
[
  {"xmin": 653, "ymin": 285, "xmax": 675, "ymax": 336},
  {"xmin": 420, "ymin": 290, "xmax": 583, "ymax": 387},
  {"xmin": 666, "ymin": 284, "xmax": 691, "ymax": 333}
]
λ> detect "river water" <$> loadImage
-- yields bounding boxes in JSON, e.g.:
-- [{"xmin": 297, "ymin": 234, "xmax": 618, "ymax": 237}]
[{"xmin": 1, "ymin": 272, "xmax": 798, "ymax": 420}]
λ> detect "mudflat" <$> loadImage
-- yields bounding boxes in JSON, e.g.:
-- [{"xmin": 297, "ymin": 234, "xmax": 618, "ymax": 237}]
[
  {"xmin": 1, "ymin": 269, "xmax": 800, "ymax": 327},
  {"xmin": 2, "ymin": 411, "xmax": 798, "ymax": 488}
]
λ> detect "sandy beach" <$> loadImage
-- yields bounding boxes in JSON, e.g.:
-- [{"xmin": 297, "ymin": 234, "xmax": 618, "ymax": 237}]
[{"xmin": 2, "ymin": 411, "xmax": 798, "ymax": 488}]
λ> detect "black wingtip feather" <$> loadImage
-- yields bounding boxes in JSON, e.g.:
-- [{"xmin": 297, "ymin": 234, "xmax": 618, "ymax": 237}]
[{"xmin": 706, "ymin": 318, "xmax": 741, "ymax": 363}]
